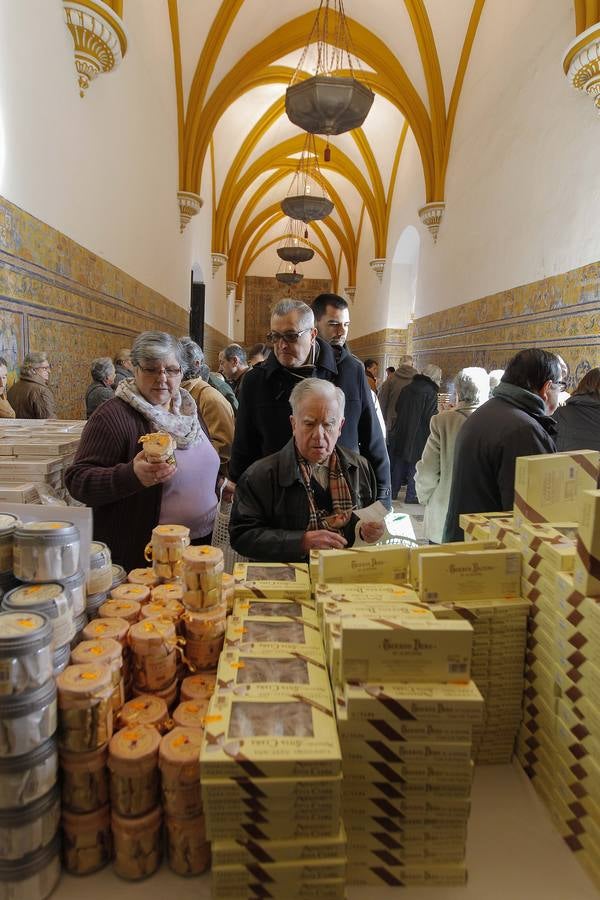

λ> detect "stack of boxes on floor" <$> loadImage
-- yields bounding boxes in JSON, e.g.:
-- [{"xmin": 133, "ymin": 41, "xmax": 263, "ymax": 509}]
[
  {"xmin": 0, "ymin": 516, "xmax": 87, "ymax": 898},
  {"xmin": 201, "ymin": 563, "xmax": 347, "ymax": 900},
  {"xmin": 0, "ymin": 419, "xmax": 85, "ymax": 504},
  {"xmin": 502, "ymin": 449, "xmax": 600, "ymax": 890},
  {"xmin": 313, "ymin": 546, "xmax": 484, "ymax": 887}
]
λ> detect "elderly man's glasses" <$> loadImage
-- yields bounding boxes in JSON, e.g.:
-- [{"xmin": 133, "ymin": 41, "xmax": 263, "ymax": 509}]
[
  {"xmin": 552, "ymin": 380, "xmax": 567, "ymax": 389},
  {"xmin": 266, "ymin": 329, "xmax": 311, "ymax": 344},
  {"xmin": 137, "ymin": 365, "xmax": 182, "ymax": 377}
]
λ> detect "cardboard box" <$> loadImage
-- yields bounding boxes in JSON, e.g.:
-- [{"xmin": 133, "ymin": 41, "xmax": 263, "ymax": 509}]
[
  {"xmin": 224, "ymin": 614, "xmax": 323, "ymax": 652},
  {"xmin": 513, "ymin": 451, "xmax": 600, "ymax": 529},
  {"xmin": 200, "ymin": 689, "xmax": 341, "ymax": 779},
  {"xmin": 211, "ymin": 858, "xmax": 347, "ymax": 891},
  {"xmin": 340, "ymin": 738, "xmax": 472, "ymax": 766},
  {"xmin": 574, "ymin": 490, "xmax": 600, "ymax": 598},
  {"xmin": 216, "ymin": 647, "xmax": 331, "ymax": 693},
  {"xmin": 202, "ymin": 773, "xmax": 342, "ymax": 804},
  {"xmin": 314, "ymin": 583, "xmax": 420, "ymax": 621},
  {"xmin": 409, "ymin": 541, "xmax": 499, "ymax": 587},
  {"xmin": 233, "ymin": 562, "xmax": 311, "ymax": 600},
  {"xmin": 316, "ymin": 546, "xmax": 410, "ymax": 585},
  {"xmin": 340, "ymin": 616, "xmax": 473, "ymax": 683},
  {"xmin": 211, "ymin": 825, "xmax": 346, "ymax": 865},
  {"xmin": 340, "ymin": 680, "xmax": 483, "ymax": 723},
  {"xmin": 232, "ymin": 597, "xmax": 317, "ymax": 623},
  {"xmin": 419, "ymin": 550, "xmax": 521, "ymax": 603},
  {"xmin": 346, "ymin": 862, "xmax": 467, "ymax": 886}
]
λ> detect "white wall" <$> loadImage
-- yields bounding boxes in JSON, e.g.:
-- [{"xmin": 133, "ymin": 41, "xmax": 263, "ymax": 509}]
[
  {"xmin": 0, "ymin": 0, "xmax": 191, "ymax": 309},
  {"xmin": 417, "ymin": 0, "xmax": 599, "ymax": 316}
]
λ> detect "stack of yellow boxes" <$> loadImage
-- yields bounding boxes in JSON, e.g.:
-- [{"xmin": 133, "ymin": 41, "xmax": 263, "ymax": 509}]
[
  {"xmin": 417, "ymin": 547, "xmax": 526, "ymax": 764},
  {"xmin": 508, "ymin": 451, "xmax": 600, "ymax": 888},
  {"xmin": 200, "ymin": 564, "xmax": 347, "ymax": 900}
]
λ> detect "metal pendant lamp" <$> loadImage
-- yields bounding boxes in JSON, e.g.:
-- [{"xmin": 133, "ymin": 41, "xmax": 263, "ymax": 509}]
[
  {"xmin": 286, "ymin": 0, "xmax": 374, "ymax": 150},
  {"xmin": 277, "ymin": 219, "xmax": 315, "ymax": 265},
  {"xmin": 280, "ymin": 133, "xmax": 334, "ymax": 224},
  {"xmin": 276, "ymin": 269, "xmax": 304, "ymax": 285}
]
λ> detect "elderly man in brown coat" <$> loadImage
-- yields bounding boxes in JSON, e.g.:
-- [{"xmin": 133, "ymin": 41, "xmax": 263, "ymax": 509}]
[{"xmin": 8, "ymin": 351, "xmax": 56, "ymax": 419}]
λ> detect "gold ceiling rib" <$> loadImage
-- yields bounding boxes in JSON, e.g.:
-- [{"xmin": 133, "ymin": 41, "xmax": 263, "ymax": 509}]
[
  {"xmin": 167, "ymin": 0, "xmax": 185, "ymax": 185},
  {"xmin": 574, "ymin": 0, "xmax": 600, "ymax": 33}
]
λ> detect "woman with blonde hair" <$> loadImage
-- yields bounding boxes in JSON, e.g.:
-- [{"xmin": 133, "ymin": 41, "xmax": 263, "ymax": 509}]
[
  {"xmin": 555, "ymin": 367, "xmax": 600, "ymax": 451},
  {"xmin": 416, "ymin": 367, "xmax": 489, "ymax": 543}
]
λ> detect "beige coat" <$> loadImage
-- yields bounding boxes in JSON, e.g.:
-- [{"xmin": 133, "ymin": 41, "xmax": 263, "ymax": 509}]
[
  {"xmin": 0, "ymin": 396, "xmax": 15, "ymax": 418},
  {"xmin": 415, "ymin": 403, "xmax": 478, "ymax": 543},
  {"xmin": 181, "ymin": 376, "xmax": 234, "ymax": 475}
]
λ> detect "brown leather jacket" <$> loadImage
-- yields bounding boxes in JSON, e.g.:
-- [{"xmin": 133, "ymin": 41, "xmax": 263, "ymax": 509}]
[{"xmin": 7, "ymin": 373, "xmax": 56, "ymax": 419}]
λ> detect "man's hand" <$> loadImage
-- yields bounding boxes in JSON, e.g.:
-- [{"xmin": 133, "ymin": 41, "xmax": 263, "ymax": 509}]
[
  {"xmin": 132, "ymin": 450, "xmax": 176, "ymax": 488},
  {"xmin": 359, "ymin": 521, "xmax": 385, "ymax": 544},
  {"xmin": 300, "ymin": 530, "xmax": 348, "ymax": 553}
]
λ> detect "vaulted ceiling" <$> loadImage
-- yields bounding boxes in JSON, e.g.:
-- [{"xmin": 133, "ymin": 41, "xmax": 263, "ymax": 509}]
[{"xmin": 165, "ymin": 1, "xmax": 580, "ymax": 295}]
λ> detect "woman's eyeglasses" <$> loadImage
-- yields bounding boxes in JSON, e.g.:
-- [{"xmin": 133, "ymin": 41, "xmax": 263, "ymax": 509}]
[
  {"xmin": 137, "ymin": 365, "xmax": 182, "ymax": 377},
  {"xmin": 266, "ymin": 329, "xmax": 311, "ymax": 344}
]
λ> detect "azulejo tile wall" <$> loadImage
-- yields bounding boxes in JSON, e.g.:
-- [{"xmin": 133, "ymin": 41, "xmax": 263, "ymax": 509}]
[
  {"xmin": 244, "ymin": 275, "xmax": 331, "ymax": 348},
  {"xmin": 349, "ymin": 327, "xmax": 409, "ymax": 373},
  {"xmin": 411, "ymin": 264, "xmax": 600, "ymax": 390},
  {"xmin": 0, "ymin": 196, "xmax": 188, "ymax": 419}
]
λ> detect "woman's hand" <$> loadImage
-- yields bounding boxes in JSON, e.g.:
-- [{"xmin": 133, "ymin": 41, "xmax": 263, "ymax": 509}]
[
  {"xmin": 359, "ymin": 521, "xmax": 385, "ymax": 544},
  {"xmin": 132, "ymin": 450, "xmax": 177, "ymax": 488}
]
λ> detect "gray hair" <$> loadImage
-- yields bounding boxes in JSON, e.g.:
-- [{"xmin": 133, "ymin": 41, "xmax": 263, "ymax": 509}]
[
  {"xmin": 422, "ymin": 364, "xmax": 442, "ymax": 387},
  {"xmin": 488, "ymin": 369, "xmax": 504, "ymax": 391},
  {"xmin": 130, "ymin": 331, "xmax": 184, "ymax": 369},
  {"xmin": 22, "ymin": 351, "xmax": 48, "ymax": 375},
  {"xmin": 179, "ymin": 336, "xmax": 204, "ymax": 379},
  {"xmin": 289, "ymin": 378, "xmax": 345, "ymax": 419},
  {"xmin": 90, "ymin": 357, "xmax": 115, "ymax": 384},
  {"xmin": 271, "ymin": 299, "xmax": 314, "ymax": 330},
  {"xmin": 223, "ymin": 343, "xmax": 247, "ymax": 365},
  {"xmin": 454, "ymin": 367, "xmax": 489, "ymax": 404}
]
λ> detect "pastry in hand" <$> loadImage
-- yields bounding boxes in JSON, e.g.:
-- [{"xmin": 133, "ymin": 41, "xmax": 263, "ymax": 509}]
[{"xmin": 139, "ymin": 432, "xmax": 176, "ymax": 466}]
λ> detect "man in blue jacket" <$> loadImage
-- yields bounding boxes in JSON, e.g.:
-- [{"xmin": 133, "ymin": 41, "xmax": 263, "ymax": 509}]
[{"xmin": 228, "ymin": 298, "xmax": 390, "ymax": 508}]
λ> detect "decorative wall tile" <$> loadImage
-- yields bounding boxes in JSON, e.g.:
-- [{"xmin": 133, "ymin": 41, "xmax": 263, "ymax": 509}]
[{"xmin": 244, "ymin": 275, "xmax": 331, "ymax": 348}]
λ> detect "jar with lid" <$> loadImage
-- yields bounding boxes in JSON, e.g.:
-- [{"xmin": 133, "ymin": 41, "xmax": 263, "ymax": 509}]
[
  {"xmin": 159, "ymin": 726, "xmax": 203, "ymax": 817},
  {"xmin": 52, "ymin": 644, "xmax": 70, "ymax": 678},
  {"xmin": 108, "ymin": 725, "xmax": 160, "ymax": 817},
  {"xmin": 59, "ymin": 744, "xmax": 108, "ymax": 813},
  {"xmin": 0, "ymin": 737, "xmax": 57, "ymax": 810},
  {"xmin": 0, "ymin": 680, "xmax": 57, "ymax": 757},
  {"xmin": 151, "ymin": 582, "xmax": 184, "ymax": 604},
  {"xmin": 56, "ymin": 663, "xmax": 113, "ymax": 752},
  {"xmin": 0, "ymin": 611, "xmax": 52, "ymax": 696},
  {"xmin": 141, "ymin": 598, "xmax": 184, "ymax": 628},
  {"xmin": 111, "ymin": 582, "xmax": 151, "ymax": 605},
  {"xmin": 183, "ymin": 600, "xmax": 227, "ymax": 642},
  {"xmin": 99, "ymin": 597, "xmax": 141, "ymax": 624},
  {"xmin": 118, "ymin": 694, "xmax": 169, "ymax": 733},
  {"xmin": 0, "ymin": 514, "xmax": 18, "ymax": 576},
  {"xmin": 13, "ymin": 520, "xmax": 80, "ymax": 582},
  {"xmin": 182, "ymin": 546, "xmax": 224, "ymax": 608},
  {"xmin": 172, "ymin": 700, "xmax": 208, "ymax": 730},
  {"xmin": 184, "ymin": 632, "xmax": 224, "ymax": 672},
  {"xmin": 222, "ymin": 572, "xmax": 235, "ymax": 614},
  {"xmin": 0, "ymin": 785, "xmax": 60, "ymax": 860},
  {"xmin": 128, "ymin": 619, "xmax": 178, "ymax": 691},
  {"xmin": 131, "ymin": 677, "xmax": 178, "ymax": 710},
  {"xmin": 0, "ymin": 834, "xmax": 60, "ymax": 900},
  {"xmin": 70, "ymin": 610, "xmax": 88, "ymax": 648},
  {"xmin": 86, "ymin": 542, "xmax": 112, "ymax": 596},
  {"xmin": 3, "ymin": 583, "xmax": 74, "ymax": 650},
  {"xmin": 180, "ymin": 672, "xmax": 216, "ymax": 702},
  {"xmin": 111, "ymin": 806, "xmax": 161, "ymax": 880},
  {"xmin": 165, "ymin": 813, "xmax": 210, "ymax": 876},
  {"xmin": 127, "ymin": 568, "xmax": 159, "ymax": 588},
  {"xmin": 56, "ymin": 569, "xmax": 86, "ymax": 617},
  {"xmin": 110, "ymin": 564, "xmax": 127, "ymax": 590},
  {"xmin": 85, "ymin": 590, "xmax": 108, "ymax": 620},
  {"xmin": 61, "ymin": 803, "xmax": 111, "ymax": 875},
  {"xmin": 71, "ymin": 638, "xmax": 124, "ymax": 720},
  {"xmin": 145, "ymin": 524, "xmax": 190, "ymax": 582}
]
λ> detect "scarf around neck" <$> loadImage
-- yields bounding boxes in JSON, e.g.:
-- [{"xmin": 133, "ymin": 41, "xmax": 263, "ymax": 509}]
[
  {"xmin": 115, "ymin": 379, "xmax": 203, "ymax": 449},
  {"xmin": 296, "ymin": 445, "xmax": 353, "ymax": 532}
]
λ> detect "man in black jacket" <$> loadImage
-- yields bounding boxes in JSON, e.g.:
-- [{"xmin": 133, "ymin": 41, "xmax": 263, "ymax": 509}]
[
  {"xmin": 230, "ymin": 379, "xmax": 384, "ymax": 561},
  {"xmin": 388, "ymin": 364, "xmax": 441, "ymax": 502},
  {"xmin": 311, "ymin": 293, "xmax": 391, "ymax": 507},
  {"xmin": 228, "ymin": 298, "xmax": 391, "ymax": 507},
  {"xmin": 443, "ymin": 348, "xmax": 561, "ymax": 542}
]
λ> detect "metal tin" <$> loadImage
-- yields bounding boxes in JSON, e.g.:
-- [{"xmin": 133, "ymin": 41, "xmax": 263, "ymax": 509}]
[
  {"xmin": 13, "ymin": 521, "xmax": 80, "ymax": 582},
  {"xmin": 87, "ymin": 542, "xmax": 112, "ymax": 596},
  {"xmin": 57, "ymin": 569, "xmax": 86, "ymax": 616},
  {"xmin": 3, "ymin": 583, "xmax": 74, "ymax": 650},
  {"xmin": 0, "ymin": 679, "xmax": 57, "ymax": 757},
  {"xmin": 0, "ymin": 785, "xmax": 60, "ymax": 860},
  {"xmin": 0, "ymin": 737, "xmax": 58, "ymax": 809},
  {"xmin": 0, "ymin": 834, "xmax": 60, "ymax": 900},
  {"xmin": 0, "ymin": 611, "xmax": 53, "ymax": 695}
]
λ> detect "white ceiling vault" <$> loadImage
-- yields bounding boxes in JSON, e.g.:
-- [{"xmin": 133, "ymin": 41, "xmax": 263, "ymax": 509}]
[{"xmin": 170, "ymin": 0, "xmax": 488, "ymax": 294}]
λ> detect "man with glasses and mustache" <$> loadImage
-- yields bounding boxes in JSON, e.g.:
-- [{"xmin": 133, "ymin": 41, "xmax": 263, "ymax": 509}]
[
  {"xmin": 227, "ymin": 299, "xmax": 390, "ymax": 509},
  {"xmin": 8, "ymin": 351, "xmax": 56, "ymax": 419},
  {"xmin": 443, "ymin": 348, "xmax": 562, "ymax": 542}
]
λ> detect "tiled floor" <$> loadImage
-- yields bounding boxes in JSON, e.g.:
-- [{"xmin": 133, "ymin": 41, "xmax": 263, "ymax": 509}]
[{"xmin": 54, "ymin": 763, "xmax": 599, "ymax": 899}]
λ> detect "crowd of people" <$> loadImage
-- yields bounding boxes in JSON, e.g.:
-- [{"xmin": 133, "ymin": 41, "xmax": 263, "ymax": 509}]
[{"xmin": 3, "ymin": 294, "xmax": 598, "ymax": 566}]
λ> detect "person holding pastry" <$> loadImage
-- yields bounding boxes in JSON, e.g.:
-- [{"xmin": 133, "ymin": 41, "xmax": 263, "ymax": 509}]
[{"xmin": 66, "ymin": 331, "xmax": 220, "ymax": 571}]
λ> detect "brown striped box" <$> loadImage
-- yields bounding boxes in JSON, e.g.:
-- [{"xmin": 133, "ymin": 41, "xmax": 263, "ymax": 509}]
[{"xmin": 513, "ymin": 451, "xmax": 600, "ymax": 530}]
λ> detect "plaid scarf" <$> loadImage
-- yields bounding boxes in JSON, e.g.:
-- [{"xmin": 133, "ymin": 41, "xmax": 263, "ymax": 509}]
[{"xmin": 296, "ymin": 446, "xmax": 353, "ymax": 532}]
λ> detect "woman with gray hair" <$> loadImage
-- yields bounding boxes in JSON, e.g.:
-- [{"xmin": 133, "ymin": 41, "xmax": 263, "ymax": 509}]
[
  {"xmin": 85, "ymin": 357, "xmax": 115, "ymax": 419},
  {"xmin": 7, "ymin": 351, "xmax": 56, "ymax": 419},
  {"xmin": 66, "ymin": 331, "xmax": 220, "ymax": 570},
  {"xmin": 415, "ymin": 366, "xmax": 489, "ymax": 543}
]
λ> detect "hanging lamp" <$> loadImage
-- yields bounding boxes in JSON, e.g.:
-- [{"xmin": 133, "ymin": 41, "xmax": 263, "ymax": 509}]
[
  {"xmin": 286, "ymin": 0, "xmax": 374, "ymax": 155},
  {"xmin": 281, "ymin": 133, "xmax": 334, "ymax": 224},
  {"xmin": 277, "ymin": 218, "xmax": 315, "ymax": 265}
]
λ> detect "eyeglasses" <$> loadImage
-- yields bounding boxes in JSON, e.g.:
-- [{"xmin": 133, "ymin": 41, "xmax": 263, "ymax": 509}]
[
  {"xmin": 36, "ymin": 365, "xmax": 51, "ymax": 371},
  {"xmin": 552, "ymin": 381, "xmax": 567, "ymax": 389},
  {"xmin": 137, "ymin": 365, "xmax": 182, "ymax": 377},
  {"xmin": 266, "ymin": 329, "xmax": 311, "ymax": 344}
]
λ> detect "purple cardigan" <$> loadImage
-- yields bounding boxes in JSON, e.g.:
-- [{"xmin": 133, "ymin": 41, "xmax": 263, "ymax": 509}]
[{"xmin": 65, "ymin": 398, "xmax": 162, "ymax": 571}]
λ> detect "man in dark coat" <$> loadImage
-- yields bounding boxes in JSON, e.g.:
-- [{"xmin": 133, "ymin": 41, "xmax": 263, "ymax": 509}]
[
  {"xmin": 311, "ymin": 293, "xmax": 391, "ymax": 507},
  {"xmin": 379, "ymin": 355, "xmax": 418, "ymax": 433},
  {"xmin": 230, "ymin": 379, "xmax": 383, "ymax": 561},
  {"xmin": 228, "ymin": 298, "xmax": 390, "ymax": 507},
  {"xmin": 443, "ymin": 348, "xmax": 561, "ymax": 542},
  {"xmin": 388, "ymin": 364, "xmax": 441, "ymax": 502}
]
